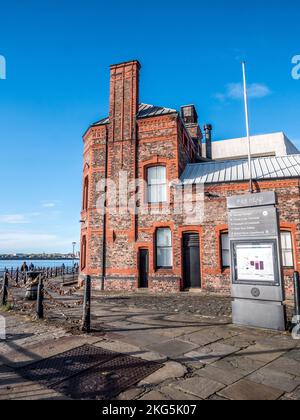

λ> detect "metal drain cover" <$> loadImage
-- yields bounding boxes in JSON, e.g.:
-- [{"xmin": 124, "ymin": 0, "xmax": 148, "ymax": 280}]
[
  {"xmin": 53, "ymin": 354, "xmax": 161, "ymax": 400},
  {"xmin": 19, "ymin": 344, "xmax": 162, "ymax": 400},
  {"xmin": 18, "ymin": 345, "xmax": 120, "ymax": 386}
]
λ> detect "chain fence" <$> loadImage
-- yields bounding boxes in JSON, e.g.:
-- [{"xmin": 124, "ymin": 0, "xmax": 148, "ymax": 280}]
[{"xmin": 0, "ymin": 266, "xmax": 86, "ymax": 329}]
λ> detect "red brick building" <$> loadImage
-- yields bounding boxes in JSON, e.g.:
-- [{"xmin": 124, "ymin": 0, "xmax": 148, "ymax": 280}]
[{"xmin": 80, "ymin": 60, "xmax": 300, "ymax": 297}]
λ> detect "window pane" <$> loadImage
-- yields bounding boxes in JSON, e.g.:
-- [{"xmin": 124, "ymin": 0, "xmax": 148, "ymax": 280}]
[
  {"xmin": 157, "ymin": 229, "xmax": 172, "ymax": 247},
  {"xmin": 147, "ymin": 166, "xmax": 166, "ymax": 186},
  {"xmin": 222, "ymin": 250, "xmax": 230, "ymax": 267},
  {"xmin": 221, "ymin": 233, "xmax": 229, "ymax": 251},
  {"xmin": 147, "ymin": 166, "xmax": 167, "ymax": 203},
  {"xmin": 221, "ymin": 233, "xmax": 230, "ymax": 267},
  {"xmin": 282, "ymin": 251, "xmax": 293, "ymax": 268},
  {"xmin": 147, "ymin": 167, "xmax": 157, "ymax": 186},
  {"xmin": 157, "ymin": 248, "xmax": 173, "ymax": 267},
  {"xmin": 280, "ymin": 232, "xmax": 294, "ymax": 267},
  {"xmin": 281, "ymin": 232, "xmax": 292, "ymax": 249},
  {"xmin": 156, "ymin": 166, "xmax": 166, "ymax": 182},
  {"xmin": 158, "ymin": 184, "xmax": 167, "ymax": 202},
  {"xmin": 148, "ymin": 185, "xmax": 158, "ymax": 203}
]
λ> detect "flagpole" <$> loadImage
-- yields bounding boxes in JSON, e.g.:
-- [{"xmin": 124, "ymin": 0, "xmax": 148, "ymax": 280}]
[{"xmin": 242, "ymin": 61, "xmax": 254, "ymax": 193}]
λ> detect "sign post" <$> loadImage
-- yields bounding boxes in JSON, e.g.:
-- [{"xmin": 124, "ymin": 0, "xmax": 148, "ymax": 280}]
[{"xmin": 227, "ymin": 192, "xmax": 286, "ymax": 331}]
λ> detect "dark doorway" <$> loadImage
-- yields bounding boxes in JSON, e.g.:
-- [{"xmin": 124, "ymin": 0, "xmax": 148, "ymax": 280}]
[
  {"xmin": 183, "ymin": 233, "xmax": 201, "ymax": 289},
  {"xmin": 139, "ymin": 249, "xmax": 149, "ymax": 289}
]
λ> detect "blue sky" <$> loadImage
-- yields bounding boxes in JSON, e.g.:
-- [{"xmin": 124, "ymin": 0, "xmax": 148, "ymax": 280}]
[{"xmin": 0, "ymin": 0, "xmax": 299, "ymax": 253}]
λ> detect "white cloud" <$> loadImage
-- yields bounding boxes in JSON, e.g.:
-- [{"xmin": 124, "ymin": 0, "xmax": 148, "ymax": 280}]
[
  {"xmin": 216, "ymin": 82, "xmax": 272, "ymax": 102},
  {"xmin": 0, "ymin": 214, "xmax": 30, "ymax": 224},
  {"xmin": 41, "ymin": 202, "xmax": 56, "ymax": 208}
]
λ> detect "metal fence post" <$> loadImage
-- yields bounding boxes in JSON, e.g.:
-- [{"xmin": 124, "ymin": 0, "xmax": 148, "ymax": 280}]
[
  {"xmin": 36, "ymin": 275, "xmax": 44, "ymax": 319},
  {"xmin": 81, "ymin": 275, "xmax": 91, "ymax": 333},
  {"xmin": 1, "ymin": 271, "xmax": 9, "ymax": 306}
]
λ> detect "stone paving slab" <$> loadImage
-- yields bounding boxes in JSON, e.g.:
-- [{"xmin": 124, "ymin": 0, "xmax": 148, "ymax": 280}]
[
  {"xmin": 267, "ymin": 356, "xmax": 300, "ymax": 376},
  {"xmin": 218, "ymin": 379, "xmax": 284, "ymax": 401},
  {"xmin": 159, "ymin": 385, "xmax": 202, "ymax": 401},
  {"xmin": 212, "ymin": 355, "xmax": 266, "ymax": 375},
  {"xmin": 237, "ymin": 343, "xmax": 286, "ymax": 364},
  {"xmin": 140, "ymin": 390, "xmax": 170, "ymax": 400},
  {"xmin": 93, "ymin": 340, "xmax": 168, "ymax": 363},
  {"xmin": 281, "ymin": 385, "xmax": 300, "ymax": 400},
  {"xmin": 177, "ymin": 342, "xmax": 239, "ymax": 366},
  {"xmin": 196, "ymin": 363, "xmax": 247, "ymax": 386},
  {"xmin": 109, "ymin": 330, "xmax": 170, "ymax": 348},
  {"xmin": 285, "ymin": 348, "xmax": 300, "ymax": 362},
  {"xmin": 248, "ymin": 366, "xmax": 300, "ymax": 393},
  {"xmin": 138, "ymin": 361, "xmax": 187, "ymax": 386},
  {"xmin": 145, "ymin": 339, "xmax": 199, "ymax": 358},
  {"xmin": 174, "ymin": 376, "xmax": 225, "ymax": 400}
]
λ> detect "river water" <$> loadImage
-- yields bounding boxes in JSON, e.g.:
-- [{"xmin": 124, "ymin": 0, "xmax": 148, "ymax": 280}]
[{"xmin": 0, "ymin": 259, "xmax": 79, "ymax": 276}]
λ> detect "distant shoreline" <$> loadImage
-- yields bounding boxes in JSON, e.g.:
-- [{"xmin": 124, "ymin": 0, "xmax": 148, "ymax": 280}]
[{"xmin": 0, "ymin": 258, "xmax": 80, "ymax": 261}]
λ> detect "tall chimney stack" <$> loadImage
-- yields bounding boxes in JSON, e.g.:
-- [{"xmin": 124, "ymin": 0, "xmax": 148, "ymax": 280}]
[
  {"xmin": 109, "ymin": 60, "xmax": 141, "ymax": 142},
  {"xmin": 181, "ymin": 105, "xmax": 203, "ymax": 156},
  {"xmin": 204, "ymin": 124, "xmax": 213, "ymax": 160}
]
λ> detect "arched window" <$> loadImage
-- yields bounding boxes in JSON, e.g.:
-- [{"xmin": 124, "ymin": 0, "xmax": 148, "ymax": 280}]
[
  {"xmin": 156, "ymin": 228, "xmax": 173, "ymax": 269},
  {"xmin": 81, "ymin": 236, "xmax": 87, "ymax": 270},
  {"xmin": 147, "ymin": 166, "xmax": 167, "ymax": 204},
  {"xmin": 83, "ymin": 176, "xmax": 89, "ymax": 211}
]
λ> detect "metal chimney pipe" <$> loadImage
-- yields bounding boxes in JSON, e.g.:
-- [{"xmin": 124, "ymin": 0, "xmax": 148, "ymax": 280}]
[{"xmin": 204, "ymin": 124, "xmax": 213, "ymax": 160}]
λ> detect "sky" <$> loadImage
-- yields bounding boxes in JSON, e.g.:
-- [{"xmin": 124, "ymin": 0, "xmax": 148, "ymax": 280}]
[{"xmin": 0, "ymin": 0, "xmax": 299, "ymax": 253}]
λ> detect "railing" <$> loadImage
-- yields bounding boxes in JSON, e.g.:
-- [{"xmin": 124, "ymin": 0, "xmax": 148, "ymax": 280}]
[
  {"xmin": 0, "ymin": 265, "xmax": 82, "ymax": 321},
  {"xmin": 0, "ymin": 265, "xmax": 79, "ymax": 286}
]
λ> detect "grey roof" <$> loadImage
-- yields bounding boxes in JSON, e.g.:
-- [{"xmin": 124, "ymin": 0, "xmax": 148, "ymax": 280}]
[
  {"xmin": 91, "ymin": 103, "xmax": 177, "ymax": 127},
  {"xmin": 180, "ymin": 155, "xmax": 300, "ymax": 185},
  {"xmin": 137, "ymin": 103, "xmax": 177, "ymax": 118},
  {"xmin": 91, "ymin": 117, "xmax": 109, "ymax": 127}
]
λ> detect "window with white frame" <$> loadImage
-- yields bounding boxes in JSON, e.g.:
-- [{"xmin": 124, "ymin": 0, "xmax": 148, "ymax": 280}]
[
  {"xmin": 221, "ymin": 232, "xmax": 230, "ymax": 268},
  {"xmin": 281, "ymin": 231, "xmax": 294, "ymax": 268},
  {"xmin": 156, "ymin": 228, "xmax": 173, "ymax": 269},
  {"xmin": 147, "ymin": 166, "xmax": 167, "ymax": 203}
]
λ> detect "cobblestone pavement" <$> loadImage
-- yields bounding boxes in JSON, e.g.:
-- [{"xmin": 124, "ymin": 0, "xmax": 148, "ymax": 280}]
[{"xmin": 0, "ymin": 279, "xmax": 299, "ymax": 400}]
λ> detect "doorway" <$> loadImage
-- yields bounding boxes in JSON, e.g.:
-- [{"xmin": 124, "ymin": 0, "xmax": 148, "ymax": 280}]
[
  {"xmin": 139, "ymin": 249, "xmax": 149, "ymax": 289},
  {"xmin": 183, "ymin": 233, "xmax": 201, "ymax": 289}
]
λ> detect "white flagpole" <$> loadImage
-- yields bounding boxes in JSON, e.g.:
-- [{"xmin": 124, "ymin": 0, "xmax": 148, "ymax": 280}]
[{"xmin": 242, "ymin": 61, "xmax": 254, "ymax": 193}]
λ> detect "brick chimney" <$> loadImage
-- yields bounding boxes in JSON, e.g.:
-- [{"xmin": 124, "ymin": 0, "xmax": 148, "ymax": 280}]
[
  {"xmin": 106, "ymin": 60, "xmax": 141, "ymax": 246},
  {"xmin": 109, "ymin": 60, "xmax": 141, "ymax": 142},
  {"xmin": 181, "ymin": 105, "xmax": 203, "ymax": 156},
  {"xmin": 204, "ymin": 124, "xmax": 213, "ymax": 160}
]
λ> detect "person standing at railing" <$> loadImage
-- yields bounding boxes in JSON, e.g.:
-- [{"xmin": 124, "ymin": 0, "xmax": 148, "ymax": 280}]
[
  {"xmin": 21, "ymin": 262, "xmax": 29, "ymax": 273},
  {"xmin": 29, "ymin": 263, "xmax": 35, "ymax": 271}
]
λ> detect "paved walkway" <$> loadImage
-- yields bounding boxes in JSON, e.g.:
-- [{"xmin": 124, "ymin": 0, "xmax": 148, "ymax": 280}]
[{"xmin": 0, "ymin": 283, "xmax": 300, "ymax": 400}]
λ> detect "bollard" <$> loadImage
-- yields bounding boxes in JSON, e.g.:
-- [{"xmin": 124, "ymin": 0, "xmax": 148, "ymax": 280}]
[
  {"xmin": 294, "ymin": 272, "xmax": 300, "ymax": 319},
  {"xmin": 81, "ymin": 275, "xmax": 91, "ymax": 333},
  {"xmin": 1, "ymin": 271, "xmax": 9, "ymax": 306},
  {"xmin": 36, "ymin": 276, "xmax": 44, "ymax": 319},
  {"xmin": 292, "ymin": 272, "xmax": 300, "ymax": 340}
]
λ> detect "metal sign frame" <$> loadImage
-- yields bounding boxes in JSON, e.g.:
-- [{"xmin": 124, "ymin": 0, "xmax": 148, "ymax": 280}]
[{"xmin": 231, "ymin": 239, "xmax": 280, "ymax": 287}]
